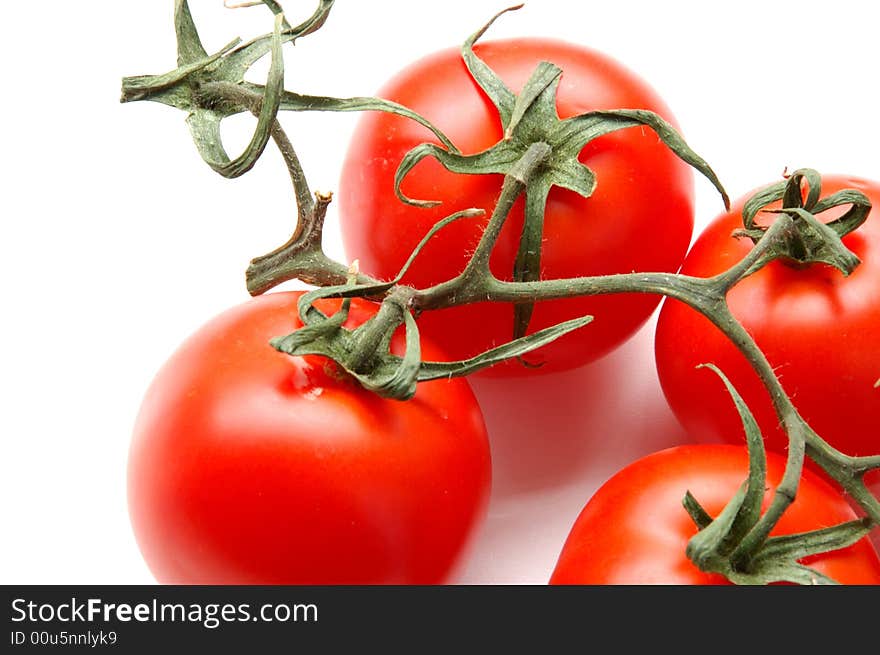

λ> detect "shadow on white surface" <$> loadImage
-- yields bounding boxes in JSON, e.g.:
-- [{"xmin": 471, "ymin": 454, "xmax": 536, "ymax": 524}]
[{"xmin": 454, "ymin": 312, "xmax": 690, "ymax": 584}]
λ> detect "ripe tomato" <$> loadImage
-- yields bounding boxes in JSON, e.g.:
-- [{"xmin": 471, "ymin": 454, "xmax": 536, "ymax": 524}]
[
  {"xmin": 127, "ymin": 291, "xmax": 491, "ymax": 584},
  {"xmin": 654, "ymin": 176, "xmax": 880, "ymax": 462},
  {"xmin": 339, "ymin": 38, "xmax": 695, "ymax": 374},
  {"xmin": 550, "ymin": 445, "xmax": 880, "ymax": 584}
]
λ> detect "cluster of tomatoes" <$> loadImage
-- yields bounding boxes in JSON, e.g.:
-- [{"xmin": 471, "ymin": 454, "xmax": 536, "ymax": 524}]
[{"xmin": 127, "ymin": 34, "xmax": 880, "ymax": 584}]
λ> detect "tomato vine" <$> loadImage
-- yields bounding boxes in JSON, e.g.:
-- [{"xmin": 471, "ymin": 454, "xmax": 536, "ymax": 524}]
[{"xmin": 121, "ymin": 0, "xmax": 879, "ymax": 584}]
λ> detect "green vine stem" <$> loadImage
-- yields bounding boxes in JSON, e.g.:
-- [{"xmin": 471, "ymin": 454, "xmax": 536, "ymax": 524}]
[{"xmin": 122, "ymin": 0, "xmax": 880, "ymax": 583}]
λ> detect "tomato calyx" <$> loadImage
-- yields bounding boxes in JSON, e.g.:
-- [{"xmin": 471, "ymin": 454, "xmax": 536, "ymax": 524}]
[
  {"xmin": 121, "ymin": 3, "xmax": 314, "ymax": 178},
  {"xmin": 733, "ymin": 168, "xmax": 871, "ymax": 276},
  {"xmin": 270, "ymin": 290, "xmax": 592, "ymax": 400},
  {"xmin": 392, "ymin": 5, "xmax": 729, "ymax": 341},
  {"xmin": 269, "ymin": 228, "xmax": 594, "ymax": 401},
  {"xmin": 121, "ymin": 0, "xmax": 458, "ymax": 165},
  {"xmin": 681, "ymin": 365, "xmax": 875, "ymax": 585},
  {"xmin": 685, "ymin": 473, "xmax": 875, "ymax": 585}
]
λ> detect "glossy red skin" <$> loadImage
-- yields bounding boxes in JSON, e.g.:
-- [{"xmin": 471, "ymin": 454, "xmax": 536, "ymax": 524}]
[
  {"xmin": 550, "ymin": 445, "xmax": 880, "ymax": 585},
  {"xmin": 339, "ymin": 38, "xmax": 694, "ymax": 374},
  {"xmin": 655, "ymin": 176, "xmax": 880, "ymax": 460},
  {"xmin": 128, "ymin": 291, "xmax": 491, "ymax": 584}
]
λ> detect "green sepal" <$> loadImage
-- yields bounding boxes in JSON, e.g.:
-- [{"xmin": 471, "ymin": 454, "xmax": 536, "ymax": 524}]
[
  {"xmin": 783, "ymin": 169, "xmax": 824, "ymax": 212},
  {"xmin": 685, "ymin": 483, "xmax": 749, "ymax": 573},
  {"xmin": 395, "ymin": 143, "xmax": 522, "ymax": 207},
  {"xmin": 175, "ymin": 0, "xmax": 209, "ymax": 65},
  {"xmin": 121, "ymin": 38, "xmax": 241, "ymax": 107},
  {"xmin": 460, "ymin": 5, "xmax": 521, "ymax": 128},
  {"xmin": 341, "ymin": 310, "xmax": 424, "ymax": 401},
  {"xmin": 735, "ymin": 170, "xmax": 870, "ymax": 275},
  {"xmin": 765, "ymin": 207, "xmax": 862, "ymax": 274},
  {"xmin": 682, "ymin": 492, "xmax": 713, "ymax": 530},
  {"xmin": 551, "ymin": 109, "xmax": 729, "ymax": 208},
  {"xmin": 725, "ymin": 519, "xmax": 873, "ymax": 585},
  {"xmin": 683, "ymin": 364, "xmax": 875, "ymax": 585},
  {"xmin": 811, "ymin": 189, "xmax": 872, "ymax": 237},
  {"xmin": 269, "ymin": 89, "xmax": 458, "ymax": 151},
  {"xmin": 725, "ymin": 562, "xmax": 838, "ymax": 586},
  {"xmin": 756, "ymin": 519, "xmax": 873, "ymax": 565},
  {"xmin": 705, "ymin": 363, "xmax": 767, "ymax": 551},
  {"xmin": 741, "ymin": 169, "xmax": 871, "ymax": 237},
  {"xmin": 686, "ymin": 363, "xmax": 767, "ymax": 572},
  {"xmin": 271, "ymin": 299, "xmax": 348, "ymax": 352},
  {"xmin": 418, "ymin": 315, "xmax": 593, "ymax": 381},
  {"xmin": 684, "ymin": 364, "xmax": 764, "ymax": 571},
  {"xmin": 506, "ymin": 62, "xmax": 562, "ymax": 139},
  {"xmin": 197, "ymin": 13, "xmax": 285, "ymax": 178}
]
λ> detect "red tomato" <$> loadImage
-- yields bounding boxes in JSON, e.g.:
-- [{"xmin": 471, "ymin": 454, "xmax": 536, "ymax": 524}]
[
  {"xmin": 655, "ymin": 176, "xmax": 880, "ymax": 461},
  {"xmin": 550, "ymin": 445, "xmax": 880, "ymax": 584},
  {"xmin": 127, "ymin": 291, "xmax": 491, "ymax": 584},
  {"xmin": 339, "ymin": 38, "xmax": 695, "ymax": 374}
]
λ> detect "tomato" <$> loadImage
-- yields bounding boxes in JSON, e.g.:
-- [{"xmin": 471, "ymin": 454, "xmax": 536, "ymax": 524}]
[
  {"xmin": 655, "ymin": 175, "xmax": 880, "ymax": 463},
  {"xmin": 339, "ymin": 38, "xmax": 695, "ymax": 374},
  {"xmin": 127, "ymin": 291, "xmax": 491, "ymax": 584},
  {"xmin": 550, "ymin": 445, "xmax": 880, "ymax": 584}
]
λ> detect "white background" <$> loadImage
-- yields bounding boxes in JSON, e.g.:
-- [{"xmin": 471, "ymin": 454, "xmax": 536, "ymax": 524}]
[{"xmin": 1, "ymin": 1, "xmax": 878, "ymax": 584}]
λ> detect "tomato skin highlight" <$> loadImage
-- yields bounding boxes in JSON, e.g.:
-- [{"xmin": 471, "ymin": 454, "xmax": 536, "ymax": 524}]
[
  {"xmin": 339, "ymin": 38, "xmax": 695, "ymax": 374},
  {"xmin": 550, "ymin": 445, "xmax": 880, "ymax": 585},
  {"xmin": 655, "ymin": 176, "xmax": 880, "ymax": 461},
  {"xmin": 127, "ymin": 291, "xmax": 491, "ymax": 584}
]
